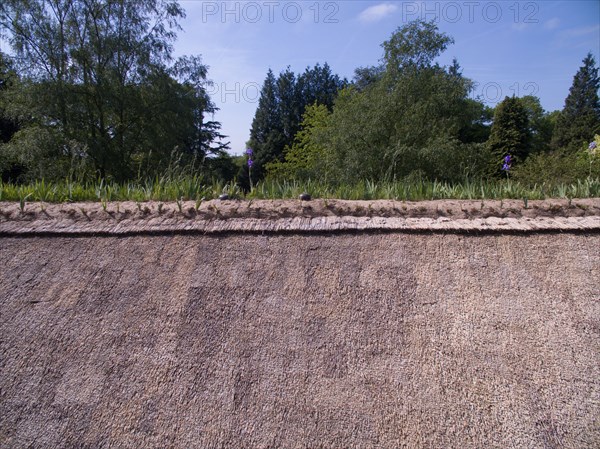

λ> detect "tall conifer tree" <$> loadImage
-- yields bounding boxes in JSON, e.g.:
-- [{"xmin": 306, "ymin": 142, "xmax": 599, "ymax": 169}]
[
  {"xmin": 552, "ymin": 53, "xmax": 600, "ymax": 152},
  {"xmin": 246, "ymin": 69, "xmax": 285, "ymax": 182},
  {"xmin": 487, "ymin": 96, "xmax": 532, "ymax": 171},
  {"xmin": 247, "ymin": 65, "xmax": 345, "ymax": 183}
]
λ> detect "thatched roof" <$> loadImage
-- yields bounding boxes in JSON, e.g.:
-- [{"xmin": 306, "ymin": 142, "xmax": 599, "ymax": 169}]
[
  {"xmin": 1, "ymin": 198, "xmax": 600, "ymax": 235},
  {"xmin": 1, "ymin": 200, "xmax": 599, "ymax": 447}
]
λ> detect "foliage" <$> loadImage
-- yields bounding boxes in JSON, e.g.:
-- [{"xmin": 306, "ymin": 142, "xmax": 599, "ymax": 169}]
[
  {"xmin": 2, "ymin": 12, "xmax": 598, "ymax": 193},
  {"xmin": 265, "ymin": 103, "xmax": 331, "ymax": 181},
  {"xmin": 457, "ymin": 99, "xmax": 494, "ymax": 144},
  {"xmin": 352, "ymin": 65, "xmax": 385, "ymax": 91},
  {"xmin": 315, "ymin": 20, "xmax": 485, "ymax": 184},
  {"xmin": 513, "ymin": 134, "xmax": 600, "ymax": 186},
  {"xmin": 552, "ymin": 53, "xmax": 600, "ymax": 152},
  {"xmin": 518, "ymin": 95, "xmax": 556, "ymax": 153},
  {"xmin": 244, "ymin": 69, "xmax": 282, "ymax": 185},
  {"xmin": 297, "ymin": 63, "xmax": 345, "ymax": 113},
  {"xmin": 0, "ymin": 52, "xmax": 23, "ymax": 181},
  {"xmin": 0, "ymin": 0, "xmax": 228, "ymax": 182},
  {"xmin": 382, "ymin": 19, "xmax": 453, "ymax": 72},
  {"xmin": 246, "ymin": 63, "xmax": 346, "ymax": 185},
  {"xmin": 0, "ymin": 52, "xmax": 20, "ymax": 145},
  {"xmin": 512, "ymin": 150, "xmax": 600, "ymax": 186},
  {"xmin": 2, "ymin": 176, "xmax": 599, "ymax": 203},
  {"xmin": 487, "ymin": 96, "xmax": 532, "ymax": 173}
]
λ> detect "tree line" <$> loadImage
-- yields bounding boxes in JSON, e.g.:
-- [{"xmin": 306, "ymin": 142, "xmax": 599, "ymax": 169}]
[
  {"xmin": 1, "ymin": 3, "xmax": 598, "ymax": 189},
  {"xmin": 0, "ymin": 0, "xmax": 231, "ymax": 183},
  {"xmin": 252, "ymin": 20, "xmax": 600, "ymax": 187}
]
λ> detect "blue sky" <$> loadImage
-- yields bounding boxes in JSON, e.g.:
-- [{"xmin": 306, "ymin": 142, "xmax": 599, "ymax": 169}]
[{"xmin": 174, "ymin": 1, "xmax": 600, "ymax": 155}]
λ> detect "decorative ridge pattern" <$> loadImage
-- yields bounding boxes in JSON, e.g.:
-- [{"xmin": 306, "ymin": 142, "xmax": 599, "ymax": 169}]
[{"xmin": 1, "ymin": 215, "xmax": 599, "ymax": 235}]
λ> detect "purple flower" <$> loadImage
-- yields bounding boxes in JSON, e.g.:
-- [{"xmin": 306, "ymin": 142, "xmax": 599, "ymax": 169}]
[
  {"xmin": 247, "ymin": 158, "xmax": 254, "ymax": 168},
  {"xmin": 245, "ymin": 148, "xmax": 254, "ymax": 157},
  {"xmin": 589, "ymin": 141, "xmax": 598, "ymax": 150},
  {"xmin": 502, "ymin": 154, "xmax": 512, "ymax": 172}
]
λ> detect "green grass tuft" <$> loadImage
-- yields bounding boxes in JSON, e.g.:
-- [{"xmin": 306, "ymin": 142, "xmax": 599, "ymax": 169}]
[{"xmin": 0, "ymin": 177, "xmax": 598, "ymax": 203}]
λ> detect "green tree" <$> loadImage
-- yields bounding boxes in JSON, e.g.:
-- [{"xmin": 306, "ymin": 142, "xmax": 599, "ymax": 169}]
[
  {"xmin": 318, "ymin": 20, "xmax": 486, "ymax": 183},
  {"xmin": 352, "ymin": 65, "xmax": 384, "ymax": 91},
  {"xmin": 246, "ymin": 69, "xmax": 285, "ymax": 185},
  {"xmin": 0, "ymin": 0, "xmax": 227, "ymax": 181},
  {"xmin": 487, "ymin": 96, "xmax": 532, "ymax": 172},
  {"xmin": 297, "ymin": 63, "xmax": 346, "ymax": 110},
  {"xmin": 265, "ymin": 103, "xmax": 330, "ymax": 181},
  {"xmin": 552, "ymin": 53, "xmax": 600, "ymax": 152},
  {"xmin": 518, "ymin": 95, "xmax": 555, "ymax": 153},
  {"xmin": 277, "ymin": 68, "xmax": 301, "ymax": 145},
  {"xmin": 382, "ymin": 19, "xmax": 453, "ymax": 73},
  {"xmin": 457, "ymin": 99, "xmax": 494, "ymax": 144},
  {"xmin": 246, "ymin": 64, "xmax": 345, "ymax": 184},
  {"xmin": 0, "ymin": 52, "xmax": 25, "ymax": 181},
  {"xmin": 0, "ymin": 52, "xmax": 19, "ymax": 144},
  {"xmin": 450, "ymin": 60, "xmax": 493, "ymax": 145},
  {"xmin": 132, "ymin": 58, "xmax": 229, "ymax": 177}
]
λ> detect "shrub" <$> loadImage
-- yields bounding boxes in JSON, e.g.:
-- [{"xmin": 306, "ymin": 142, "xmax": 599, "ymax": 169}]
[{"xmin": 511, "ymin": 147, "xmax": 600, "ymax": 186}]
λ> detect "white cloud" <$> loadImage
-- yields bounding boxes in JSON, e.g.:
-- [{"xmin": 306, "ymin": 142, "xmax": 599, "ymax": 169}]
[
  {"xmin": 561, "ymin": 24, "xmax": 600, "ymax": 37},
  {"xmin": 544, "ymin": 18, "xmax": 560, "ymax": 30},
  {"xmin": 358, "ymin": 3, "xmax": 398, "ymax": 23}
]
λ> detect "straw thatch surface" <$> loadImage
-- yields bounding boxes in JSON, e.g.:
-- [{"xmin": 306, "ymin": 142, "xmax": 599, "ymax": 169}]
[
  {"xmin": 1, "ymin": 198, "xmax": 600, "ymax": 235},
  {"xmin": 1, "ymin": 201, "xmax": 599, "ymax": 447}
]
